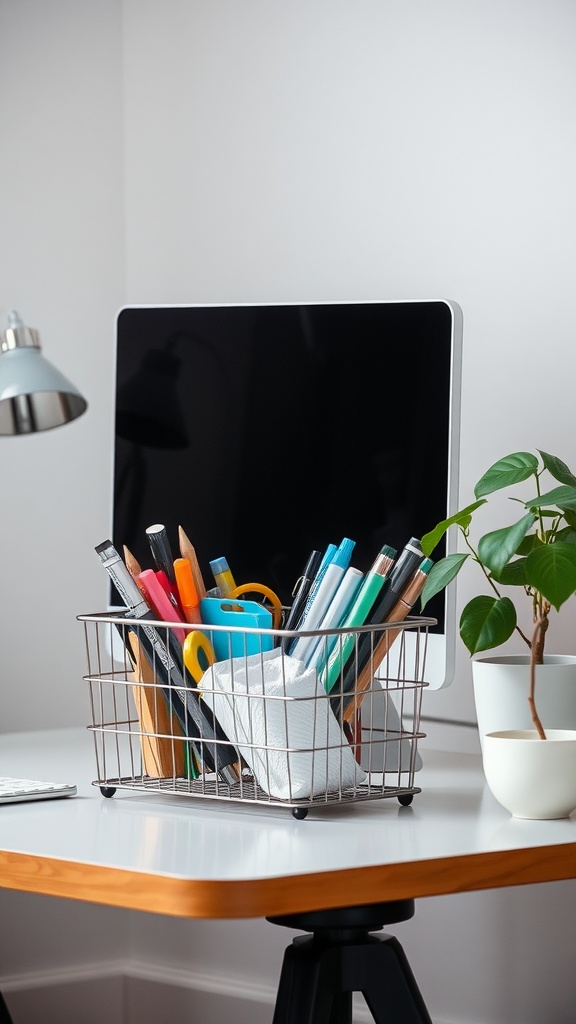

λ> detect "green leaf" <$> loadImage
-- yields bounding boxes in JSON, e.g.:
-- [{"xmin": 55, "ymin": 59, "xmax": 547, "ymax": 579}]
[
  {"xmin": 539, "ymin": 451, "xmax": 576, "ymax": 488},
  {"xmin": 516, "ymin": 534, "xmax": 540, "ymax": 556},
  {"xmin": 492, "ymin": 557, "xmax": 528, "ymax": 587},
  {"xmin": 420, "ymin": 500, "xmax": 486, "ymax": 557},
  {"xmin": 554, "ymin": 526, "xmax": 576, "ymax": 545},
  {"xmin": 477, "ymin": 513, "xmax": 536, "ymax": 576},
  {"xmin": 524, "ymin": 485, "xmax": 576, "ymax": 513},
  {"xmin": 420, "ymin": 553, "xmax": 468, "ymax": 610},
  {"xmin": 563, "ymin": 511, "xmax": 576, "ymax": 530},
  {"xmin": 475, "ymin": 452, "xmax": 539, "ymax": 498},
  {"xmin": 460, "ymin": 596, "xmax": 517, "ymax": 655},
  {"xmin": 525, "ymin": 542, "xmax": 576, "ymax": 610}
]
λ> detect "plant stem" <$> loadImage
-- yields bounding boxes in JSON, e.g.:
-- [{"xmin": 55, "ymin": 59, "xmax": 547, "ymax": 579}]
[
  {"xmin": 528, "ymin": 618, "xmax": 547, "ymax": 740},
  {"xmin": 462, "ymin": 531, "xmax": 533, "ymax": 649}
]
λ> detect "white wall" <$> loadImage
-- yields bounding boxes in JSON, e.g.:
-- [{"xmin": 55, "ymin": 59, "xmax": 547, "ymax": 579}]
[
  {"xmin": 0, "ymin": 0, "xmax": 124, "ymax": 731},
  {"xmin": 2, "ymin": 3, "xmax": 576, "ymax": 1023}
]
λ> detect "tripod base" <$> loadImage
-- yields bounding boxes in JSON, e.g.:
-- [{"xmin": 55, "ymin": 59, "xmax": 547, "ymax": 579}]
[{"xmin": 267, "ymin": 901, "xmax": 433, "ymax": 1024}]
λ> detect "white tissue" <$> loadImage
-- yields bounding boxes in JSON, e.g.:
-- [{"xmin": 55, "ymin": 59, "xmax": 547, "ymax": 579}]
[{"xmin": 201, "ymin": 649, "xmax": 366, "ymax": 800}]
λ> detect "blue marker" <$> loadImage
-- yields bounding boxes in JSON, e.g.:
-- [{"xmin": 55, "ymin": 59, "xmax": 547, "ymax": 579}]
[{"xmin": 289, "ymin": 538, "xmax": 356, "ymax": 665}]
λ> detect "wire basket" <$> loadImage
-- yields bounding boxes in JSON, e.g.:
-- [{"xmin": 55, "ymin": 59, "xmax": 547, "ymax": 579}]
[{"xmin": 78, "ymin": 611, "xmax": 435, "ymax": 819}]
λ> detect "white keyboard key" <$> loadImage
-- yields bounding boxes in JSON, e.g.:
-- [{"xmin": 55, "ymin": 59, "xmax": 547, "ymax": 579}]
[{"xmin": 0, "ymin": 777, "xmax": 77, "ymax": 804}]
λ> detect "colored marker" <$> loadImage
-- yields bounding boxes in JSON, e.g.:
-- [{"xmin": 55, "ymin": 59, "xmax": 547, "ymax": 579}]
[
  {"xmin": 174, "ymin": 557, "xmax": 202, "ymax": 624},
  {"xmin": 305, "ymin": 565, "xmax": 364, "ymax": 672},
  {"xmin": 320, "ymin": 545, "xmax": 397, "ymax": 693},
  {"xmin": 138, "ymin": 568, "xmax": 186, "ymax": 645},
  {"xmin": 289, "ymin": 538, "xmax": 356, "ymax": 665},
  {"xmin": 341, "ymin": 557, "xmax": 433, "ymax": 723},
  {"xmin": 209, "ymin": 556, "xmax": 237, "ymax": 597},
  {"xmin": 370, "ymin": 537, "xmax": 423, "ymax": 625}
]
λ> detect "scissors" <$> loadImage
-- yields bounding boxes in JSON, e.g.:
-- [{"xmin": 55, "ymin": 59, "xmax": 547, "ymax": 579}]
[
  {"xmin": 183, "ymin": 630, "xmax": 216, "ymax": 691},
  {"xmin": 228, "ymin": 583, "xmax": 283, "ymax": 629}
]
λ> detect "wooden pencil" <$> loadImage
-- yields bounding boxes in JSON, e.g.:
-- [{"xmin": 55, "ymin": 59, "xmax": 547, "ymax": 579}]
[{"xmin": 178, "ymin": 525, "xmax": 207, "ymax": 600}]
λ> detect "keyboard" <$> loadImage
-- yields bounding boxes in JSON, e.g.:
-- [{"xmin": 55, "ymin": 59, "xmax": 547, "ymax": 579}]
[{"xmin": 0, "ymin": 777, "xmax": 77, "ymax": 804}]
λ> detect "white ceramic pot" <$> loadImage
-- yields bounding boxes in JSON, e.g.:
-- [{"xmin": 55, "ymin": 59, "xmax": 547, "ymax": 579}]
[
  {"xmin": 472, "ymin": 655, "xmax": 576, "ymax": 752},
  {"xmin": 483, "ymin": 729, "xmax": 576, "ymax": 819}
]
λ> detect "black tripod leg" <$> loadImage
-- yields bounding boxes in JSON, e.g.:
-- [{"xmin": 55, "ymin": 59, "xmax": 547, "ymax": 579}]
[
  {"xmin": 0, "ymin": 992, "xmax": 14, "ymax": 1024},
  {"xmin": 272, "ymin": 937, "xmax": 348, "ymax": 1024},
  {"xmin": 356, "ymin": 936, "xmax": 433, "ymax": 1024}
]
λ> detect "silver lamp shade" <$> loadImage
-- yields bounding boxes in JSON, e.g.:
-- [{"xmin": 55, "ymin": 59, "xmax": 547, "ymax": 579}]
[{"xmin": 0, "ymin": 311, "xmax": 88, "ymax": 435}]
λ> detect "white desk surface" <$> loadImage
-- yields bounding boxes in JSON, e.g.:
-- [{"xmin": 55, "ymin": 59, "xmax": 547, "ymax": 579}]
[{"xmin": 1, "ymin": 728, "xmax": 575, "ymax": 919}]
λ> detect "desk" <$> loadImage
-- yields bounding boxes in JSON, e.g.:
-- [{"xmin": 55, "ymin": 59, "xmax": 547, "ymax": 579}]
[{"xmin": 1, "ymin": 727, "xmax": 576, "ymax": 919}]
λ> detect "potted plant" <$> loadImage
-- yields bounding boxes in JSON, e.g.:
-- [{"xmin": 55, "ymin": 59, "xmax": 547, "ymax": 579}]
[{"xmin": 419, "ymin": 449, "xmax": 576, "ymax": 818}]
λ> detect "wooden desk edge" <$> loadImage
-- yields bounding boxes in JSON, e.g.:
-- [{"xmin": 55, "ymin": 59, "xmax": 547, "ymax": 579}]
[{"xmin": 1, "ymin": 843, "xmax": 576, "ymax": 919}]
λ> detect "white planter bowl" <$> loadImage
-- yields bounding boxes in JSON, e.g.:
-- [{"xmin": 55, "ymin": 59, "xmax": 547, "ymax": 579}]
[
  {"xmin": 473, "ymin": 655, "xmax": 576, "ymax": 752},
  {"xmin": 483, "ymin": 729, "xmax": 576, "ymax": 819}
]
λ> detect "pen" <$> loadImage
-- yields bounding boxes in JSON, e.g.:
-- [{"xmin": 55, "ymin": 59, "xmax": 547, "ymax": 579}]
[
  {"xmin": 289, "ymin": 538, "xmax": 356, "ymax": 665},
  {"xmin": 178, "ymin": 525, "xmax": 207, "ymax": 600},
  {"xmin": 369, "ymin": 537, "xmax": 423, "ymax": 625},
  {"xmin": 305, "ymin": 566, "xmax": 364, "ymax": 672},
  {"xmin": 96, "ymin": 540, "xmax": 239, "ymax": 783},
  {"xmin": 209, "ymin": 556, "xmax": 237, "ymax": 597},
  {"xmin": 174, "ymin": 557, "xmax": 202, "ymax": 624},
  {"xmin": 288, "ymin": 541, "xmax": 337, "ymax": 643},
  {"xmin": 320, "ymin": 545, "xmax": 397, "ymax": 692},
  {"xmin": 282, "ymin": 549, "xmax": 323, "ymax": 643},
  {"xmin": 341, "ymin": 557, "xmax": 434, "ymax": 724},
  {"xmin": 146, "ymin": 523, "xmax": 176, "ymax": 584},
  {"xmin": 334, "ymin": 537, "xmax": 425, "ymax": 697}
]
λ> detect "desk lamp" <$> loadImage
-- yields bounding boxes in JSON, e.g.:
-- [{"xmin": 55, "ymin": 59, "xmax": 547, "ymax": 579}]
[{"xmin": 0, "ymin": 310, "xmax": 87, "ymax": 434}]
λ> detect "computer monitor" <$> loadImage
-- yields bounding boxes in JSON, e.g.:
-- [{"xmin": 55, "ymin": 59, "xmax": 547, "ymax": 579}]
[{"xmin": 112, "ymin": 299, "xmax": 462, "ymax": 689}]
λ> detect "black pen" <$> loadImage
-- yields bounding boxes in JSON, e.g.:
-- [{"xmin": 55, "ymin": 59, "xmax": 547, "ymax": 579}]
[
  {"xmin": 146, "ymin": 523, "xmax": 176, "ymax": 584},
  {"xmin": 282, "ymin": 549, "xmax": 323, "ymax": 646}
]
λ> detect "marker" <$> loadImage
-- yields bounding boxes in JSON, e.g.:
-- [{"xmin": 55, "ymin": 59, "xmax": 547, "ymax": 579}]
[
  {"xmin": 289, "ymin": 538, "xmax": 356, "ymax": 665},
  {"xmin": 282, "ymin": 549, "xmax": 323, "ymax": 644},
  {"xmin": 146, "ymin": 523, "xmax": 176, "ymax": 584},
  {"xmin": 341, "ymin": 557, "xmax": 434, "ymax": 724},
  {"xmin": 209, "ymin": 556, "xmax": 237, "ymax": 597},
  {"xmin": 320, "ymin": 545, "xmax": 397, "ymax": 692},
  {"xmin": 370, "ymin": 537, "xmax": 423, "ymax": 624},
  {"xmin": 178, "ymin": 525, "xmax": 207, "ymax": 600},
  {"xmin": 138, "ymin": 568, "xmax": 186, "ymax": 645},
  {"xmin": 95, "ymin": 540, "xmax": 239, "ymax": 784},
  {"xmin": 174, "ymin": 557, "xmax": 202, "ymax": 624},
  {"xmin": 305, "ymin": 565, "xmax": 364, "ymax": 672}
]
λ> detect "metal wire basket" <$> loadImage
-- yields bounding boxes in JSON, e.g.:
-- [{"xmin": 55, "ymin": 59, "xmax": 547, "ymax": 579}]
[{"xmin": 78, "ymin": 611, "xmax": 435, "ymax": 819}]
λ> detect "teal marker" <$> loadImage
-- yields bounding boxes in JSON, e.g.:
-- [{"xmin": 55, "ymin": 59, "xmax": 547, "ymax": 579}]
[{"xmin": 319, "ymin": 545, "xmax": 397, "ymax": 693}]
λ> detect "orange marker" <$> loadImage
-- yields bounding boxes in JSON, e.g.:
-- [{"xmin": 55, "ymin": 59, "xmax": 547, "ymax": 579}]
[{"xmin": 174, "ymin": 557, "xmax": 202, "ymax": 624}]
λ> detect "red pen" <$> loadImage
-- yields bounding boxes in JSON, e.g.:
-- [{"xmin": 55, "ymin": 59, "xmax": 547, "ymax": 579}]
[
  {"xmin": 138, "ymin": 569, "xmax": 186, "ymax": 645},
  {"xmin": 174, "ymin": 557, "xmax": 202, "ymax": 624}
]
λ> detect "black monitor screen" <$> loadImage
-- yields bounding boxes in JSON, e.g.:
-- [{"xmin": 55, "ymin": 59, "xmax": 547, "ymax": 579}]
[{"xmin": 112, "ymin": 300, "xmax": 461, "ymax": 684}]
